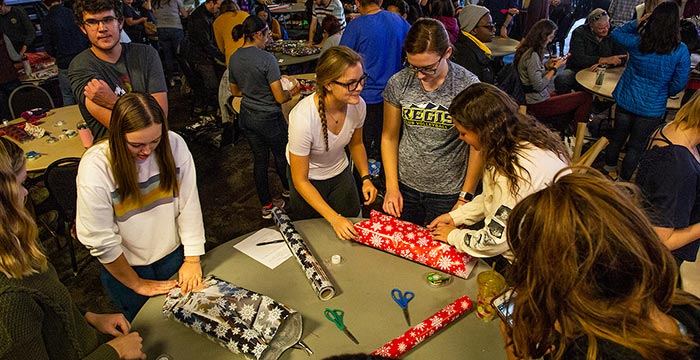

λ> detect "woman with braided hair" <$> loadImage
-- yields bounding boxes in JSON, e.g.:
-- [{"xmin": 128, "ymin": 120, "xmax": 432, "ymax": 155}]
[{"xmin": 287, "ymin": 46, "xmax": 378, "ymax": 240}]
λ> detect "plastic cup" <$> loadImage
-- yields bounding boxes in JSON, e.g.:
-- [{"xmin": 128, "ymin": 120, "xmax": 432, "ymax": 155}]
[
  {"xmin": 77, "ymin": 126, "xmax": 94, "ymax": 148},
  {"xmin": 476, "ymin": 270, "xmax": 506, "ymax": 321}
]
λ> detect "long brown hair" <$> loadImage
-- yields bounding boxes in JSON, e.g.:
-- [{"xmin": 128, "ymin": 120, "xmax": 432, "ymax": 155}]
[
  {"xmin": 514, "ymin": 19, "xmax": 557, "ymax": 64},
  {"xmin": 403, "ymin": 17, "xmax": 451, "ymax": 55},
  {"xmin": 108, "ymin": 93, "xmax": 178, "ymax": 203},
  {"xmin": 0, "ymin": 138, "xmax": 47, "ymax": 278},
  {"xmin": 448, "ymin": 83, "xmax": 569, "ymax": 195},
  {"xmin": 506, "ymin": 167, "xmax": 699, "ymax": 359},
  {"xmin": 314, "ymin": 46, "xmax": 363, "ymax": 151}
]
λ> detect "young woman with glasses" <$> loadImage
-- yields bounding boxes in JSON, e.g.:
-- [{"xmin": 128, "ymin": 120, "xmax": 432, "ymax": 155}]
[
  {"xmin": 287, "ymin": 46, "xmax": 377, "ymax": 240},
  {"xmin": 515, "ymin": 19, "xmax": 593, "ymax": 136},
  {"xmin": 229, "ymin": 15, "xmax": 299, "ymax": 219},
  {"xmin": 382, "ymin": 18, "xmax": 481, "ymax": 227}
]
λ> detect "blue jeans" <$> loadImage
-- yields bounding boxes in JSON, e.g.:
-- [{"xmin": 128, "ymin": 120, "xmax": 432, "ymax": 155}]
[
  {"xmin": 100, "ymin": 246, "xmax": 184, "ymax": 321},
  {"xmin": 239, "ymin": 108, "xmax": 289, "ymax": 205},
  {"xmin": 157, "ymin": 27, "xmax": 184, "ymax": 82},
  {"xmin": 604, "ymin": 106, "xmax": 662, "ymax": 181},
  {"xmin": 400, "ymin": 182, "xmax": 459, "ymax": 227},
  {"xmin": 57, "ymin": 68, "xmax": 75, "ymax": 106}
]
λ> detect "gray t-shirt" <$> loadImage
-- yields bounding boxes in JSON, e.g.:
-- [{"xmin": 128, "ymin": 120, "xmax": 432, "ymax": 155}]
[
  {"xmin": 383, "ymin": 61, "xmax": 479, "ymax": 194},
  {"xmin": 228, "ymin": 46, "xmax": 282, "ymax": 113},
  {"xmin": 155, "ymin": 0, "xmax": 185, "ymax": 29},
  {"xmin": 68, "ymin": 43, "xmax": 167, "ymax": 140}
]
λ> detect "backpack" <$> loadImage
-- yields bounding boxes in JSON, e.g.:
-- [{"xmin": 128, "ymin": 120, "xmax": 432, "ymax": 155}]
[{"xmin": 496, "ymin": 62, "xmax": 526, "ymax": 105}]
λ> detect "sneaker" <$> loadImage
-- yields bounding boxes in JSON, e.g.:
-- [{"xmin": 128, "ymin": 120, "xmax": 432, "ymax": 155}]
[
  {"xmin": 282, "ymin": 190, "xmax": 290, "ymax": 198},
  {"xmin": 261, "ymin": 198, "xmax": 286, "ymax": 219}
]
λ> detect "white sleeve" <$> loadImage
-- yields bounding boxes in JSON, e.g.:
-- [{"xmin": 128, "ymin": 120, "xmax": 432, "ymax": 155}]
[
  {"xmin": 172, "ymin": 133, "xmax": 206, "ymax": 257},
  {"xmin": 448, "ymin": 192, "xmax": 486, "ymax": 226},
  {"xmin": 76, "ymin": 154, "xmax": 124, "ymax": 264},
  {"xmin": 287, "ymin": 99, "xmax": 314, "ymax": 157}
]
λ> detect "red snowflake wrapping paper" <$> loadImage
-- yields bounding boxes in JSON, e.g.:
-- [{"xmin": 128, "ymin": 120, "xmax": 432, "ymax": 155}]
[
  {"xmin": 372, "ymin": 295, "xmax": 473, "ymax": 358},
  {"xmin": 353, "ymin": 210, "xmax": 476, "ymax": 278}
]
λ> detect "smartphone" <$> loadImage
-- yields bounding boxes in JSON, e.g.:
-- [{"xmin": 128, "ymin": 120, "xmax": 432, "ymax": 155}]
[{"xmin": 491, "ymin": 288, "xmax": 516, "ymax": 327}]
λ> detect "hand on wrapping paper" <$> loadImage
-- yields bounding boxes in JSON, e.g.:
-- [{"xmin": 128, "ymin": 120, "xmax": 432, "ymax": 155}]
[
  {"xmin": 106, "ymin": 332, "xmax": 147, "ymax": 360},
  {"xmin": 178, "ymin": 258, "xmax": 203, "ymax": 294},
  {"xmin": 430, "ymin": 223, "xmax": 456, "ymax": 243},
  {"xmin": 134, "ymin": 278, "xmax": 178, "ymax": 296},
  {"xmin": 85, "ymin": 312, "xmax": 130, "ymax": 336},
  {"xmin": 383, "ymin": 188, "xmax": 403, "ymax": 217},
  {"xmin": 330, "ymin": 214, "xmax": 358, "ymax": 241},
  {"xmin": 427, "ymin": 213, "xmax": 455, "ymax": 230}
]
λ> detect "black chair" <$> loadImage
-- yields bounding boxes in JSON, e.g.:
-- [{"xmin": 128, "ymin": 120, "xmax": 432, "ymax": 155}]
[
  {"xmin": 43, "ymin": 157, "xmax": 81, "ymax": 275},
  {"xmin": 8, "ymin": 84, "xmax": 55, "ymax": 119}
]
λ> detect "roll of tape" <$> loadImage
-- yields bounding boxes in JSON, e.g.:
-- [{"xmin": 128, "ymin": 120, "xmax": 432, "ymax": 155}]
[{"xmin": 331, "ymin": 254, "xmax": 342, "ymax": 265}]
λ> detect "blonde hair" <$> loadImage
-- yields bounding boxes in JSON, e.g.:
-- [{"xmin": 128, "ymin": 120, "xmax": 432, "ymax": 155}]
[
  {"xmin": 314, "ymin": 46, "xmax": 363, "ymax": 151},
  {"xmin": 671, "ymin": 91, "xmax": 700, "ymax": 130},
  {"xmin": 506, "ymin": 167, "xmax": 698, "ymax": 359},
  {"xmin": 0, "ymin": 138, "xmax": 47, "ymax": 278}
]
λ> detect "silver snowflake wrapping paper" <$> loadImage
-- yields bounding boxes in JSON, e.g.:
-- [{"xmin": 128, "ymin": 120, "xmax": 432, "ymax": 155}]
[
  {"xmin": 271, "ymin": 207, "xmax": 336, "ymax": 301},
  {"xmin": 163, "ymin": 275, "xmax": 303, "ymax": 360}
]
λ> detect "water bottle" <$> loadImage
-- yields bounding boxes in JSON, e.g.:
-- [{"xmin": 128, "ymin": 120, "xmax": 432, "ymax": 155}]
[
  {"xmin": 595, "ymin": 65, "xmax": 607, "ymax": 86},
  {"xmin": 22, "ymin": 56, "xmax": 32, "ymax": 77},
  {"xmin": 555, "ymin": 42, "xmax": 561, "ymax": 58},
  {"xmin": 368, "ymin": 159, "xmax": 381, "ymax": 178}
]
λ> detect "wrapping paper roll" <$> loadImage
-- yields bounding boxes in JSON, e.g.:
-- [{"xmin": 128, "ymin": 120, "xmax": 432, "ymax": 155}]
[
  {"xmin": 372, "ymin": 295, "xmax": 473, "ymax": 358},
  {"xmin": 272, "ymin": 207, "xmax": 336, "ymax": 301}
]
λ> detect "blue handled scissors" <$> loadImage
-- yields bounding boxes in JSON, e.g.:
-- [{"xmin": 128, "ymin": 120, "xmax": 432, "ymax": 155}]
[
  {"xmin": 391, "ymin": 288, "xmax": 415, "ymax": 326},
  {"xmin": 324, "ymin": 308, "xmax": 359, "ymax": 344}
]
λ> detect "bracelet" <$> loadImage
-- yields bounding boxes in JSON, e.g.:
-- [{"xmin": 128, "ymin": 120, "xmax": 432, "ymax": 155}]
[
  {"xmin": 360, "ymin": 174, "xmax": 372, "ymax": 182},
  {"xmin": 184, "ymin": 259, "xmax": 200, "ymax": 264}
]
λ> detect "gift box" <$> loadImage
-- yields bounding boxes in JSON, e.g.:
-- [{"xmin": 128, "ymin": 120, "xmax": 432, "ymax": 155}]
[
  {"xmin": 353, "ymin": 210, "xmax": 476, "ymax": 278},
  {"xmin": 163, "ymin": 275, "xmax": 303, "ymax": 360}
]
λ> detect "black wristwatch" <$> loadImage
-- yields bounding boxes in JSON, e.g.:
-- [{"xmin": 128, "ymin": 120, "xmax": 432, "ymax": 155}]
[
  {"xmin": 361, "ymin": 175, "xmax": 372, "ymax": 182},
  {"xmin": 459, "ymin": 191, "xmax": 474, "ymax": 201}
]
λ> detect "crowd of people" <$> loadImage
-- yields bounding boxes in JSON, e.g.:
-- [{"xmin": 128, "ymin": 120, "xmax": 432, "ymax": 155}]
[{"xmin": 2, "ymin": 0, "xmax": 700, "ymax": 358}]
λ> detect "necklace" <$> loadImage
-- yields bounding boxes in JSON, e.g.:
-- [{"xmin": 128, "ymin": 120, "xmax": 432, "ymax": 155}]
[{"xmin": 326, "ymin": 105, "xmax": 346, "ymax": 125}]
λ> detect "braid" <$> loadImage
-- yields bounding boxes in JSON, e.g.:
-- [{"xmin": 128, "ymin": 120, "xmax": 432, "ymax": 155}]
[{"xmin": 317, "ymin": 91, "xmax": 330, "ymax": 152}]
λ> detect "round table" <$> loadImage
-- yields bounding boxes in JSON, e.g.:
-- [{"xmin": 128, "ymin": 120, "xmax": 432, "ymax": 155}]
[
  {"xmin": 575, "ymin": 66, "xmax": 683, "ymax": 109},
  {"xmin": 2, "ymin": 105, "xmax": 86, "ymax": 172},
  {"xmin": 486, "ymin": 37, "xmax": 520, "ymax": 57},
  {"xmin": 131, "ymin": 218, "xmax": 505, "ymax": 359}
]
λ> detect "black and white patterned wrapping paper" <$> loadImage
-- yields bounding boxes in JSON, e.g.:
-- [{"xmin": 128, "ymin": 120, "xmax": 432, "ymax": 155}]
[
  {"xmin": 163, "ymin": 275, "xmax": 303, "ymax": 360},
  {"xmin": 271, "ymin": 207, "xmax": 336, "ymax": 301}
]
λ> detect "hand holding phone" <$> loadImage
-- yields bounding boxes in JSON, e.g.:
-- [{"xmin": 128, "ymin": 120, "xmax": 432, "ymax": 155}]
[{"xmin": 491, "ymin": 288, "xmax": 516, "ymax": 328}]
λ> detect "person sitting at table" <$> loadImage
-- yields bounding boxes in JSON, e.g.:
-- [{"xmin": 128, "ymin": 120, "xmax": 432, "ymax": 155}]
[
  {"xmin": 308, "ymin": 0, "xmax": 346, "ymax": 47},
  {"xmin": 604, "ymin": 2, "xmax": 690, "ymax": 181},
  {"xmin": 255, "ymin": 5, "xmax": 282, "ymax": 40},
  {"xmin": 429, "ymin": 83, "xmax": 569, "ymax": 270},
  {"xmin": 554, "ymin": 8, "xmax": 627, "ymax": 94},
  {"xmin": 0, "ymin": 0, "xmax": 35, "ymax": 56},
  {"xmin": 452, "ymin": 4, "xmax": 498, "ymax": 84},
  {"xmin": 76, "ymin": 93, "xmax": 206, "ymax": 321},
  {"xmin": 0, "ymin": 137, "xmax": 148, "ymax": 359},
  {"xmin": 635, "ymin": 92, "xmax": 700, "ymax": 279},
  {"xmin": 382, "ymin": 19, "xmax": 481, "ymax": 227},
  {"xmin": 287, "ymin": 46, "xmax": 377, "ymax": 240},
  {"xmin": 229, "ymin": 15, "xmax": 299, "ymax": 219},
  {"xmin": 320, "ymin": 12, "xmax": 342, "ymax": 54},
  {"xmin": 500, "ymin": 169, "xmax": 700, "ymax": 360},
  {"xmin": 515, "ymin": 19, "xmax": 593, "ymax": 135}
]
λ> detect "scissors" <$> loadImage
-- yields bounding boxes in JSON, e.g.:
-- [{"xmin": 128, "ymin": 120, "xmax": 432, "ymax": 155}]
[
  {"xmin": 391, "ymin": 288, "xmax": 415, "ymax": 326},
  {"xmin": 324, "ymin": 308, "xmax": 359, "ymax": 344}
]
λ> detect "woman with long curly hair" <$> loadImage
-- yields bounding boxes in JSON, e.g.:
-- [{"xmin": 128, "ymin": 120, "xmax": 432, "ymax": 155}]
[
  {"xmin": 77, "ymin": 93, "xmax": 206, "ymax": 321},
  {"xmin": 604, "ymin": 2, "xmax": 690, "ymax": 181},
  {"xmin": 287, "ymin": 46, "xmax": 377, "ymax": 240},
  {"xmin": 502, "ymin": 168, "xmax": 700, "ymax": 359},
  {"xmin": 515, "ymin": 19, "xmax": 592, "ymax": 134},
  {"xmin": 0, "ymin": 137, "xmax": 147, "ymax": 359},
  {"xmin": 429, "ymin": 83, "xmax": 569, "ymax": 270}
]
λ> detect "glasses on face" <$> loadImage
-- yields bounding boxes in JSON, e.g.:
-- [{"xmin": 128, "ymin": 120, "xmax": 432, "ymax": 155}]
[
  {"xmin": 404, "ymin": 51, "xmax": 446, "ymax": 75},
  {"xmin": 83, "ymin": 16, "xmax": 119, "ymax": 29},
  {"xmin": 332, "ymin": 73, "xmax": 369, "ymax": 91},
  {"xmin": 479, "ymin": 23, "xmax": 496, "ymax": 30}
]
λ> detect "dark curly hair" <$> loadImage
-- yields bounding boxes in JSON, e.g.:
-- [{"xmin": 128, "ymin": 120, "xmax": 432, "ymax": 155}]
[
  {"xmin": 73, "ymin": 0, "xmax": 122, "ymax": 23},
  {"xmin": 639, "ymin": 2, "xmax": 681, "ymax": 54}
]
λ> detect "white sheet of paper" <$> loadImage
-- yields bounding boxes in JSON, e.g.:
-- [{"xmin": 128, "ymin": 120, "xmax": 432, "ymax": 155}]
[{"xmin": 233, "ymin": 228, "xmax": 292, "ymax": 269}]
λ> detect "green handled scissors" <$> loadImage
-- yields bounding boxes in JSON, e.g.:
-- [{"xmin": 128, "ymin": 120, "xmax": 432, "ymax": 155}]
[{"xmin": 324, "ymin": 308, "xmax": 359, "ymax": 344}]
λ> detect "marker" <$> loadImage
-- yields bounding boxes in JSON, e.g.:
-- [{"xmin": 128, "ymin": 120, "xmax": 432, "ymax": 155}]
[{"xmin": 256, "ymin": 239, "xmax": 285, "ymax": 246}]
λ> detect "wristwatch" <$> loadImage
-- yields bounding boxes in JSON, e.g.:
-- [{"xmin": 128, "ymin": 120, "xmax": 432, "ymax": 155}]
[
  {"xmin": 361, "ymin": 175, "xmax": 372, "ymax": 182},
  {"xmin": 459, "ymin": 191, "xmax": 474, "ymax": 201}
]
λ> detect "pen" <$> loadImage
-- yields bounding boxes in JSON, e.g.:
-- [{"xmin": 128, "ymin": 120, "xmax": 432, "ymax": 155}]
[{"xmin": 256, "ymin": 239, "xmax": 285, "ymax": 246}]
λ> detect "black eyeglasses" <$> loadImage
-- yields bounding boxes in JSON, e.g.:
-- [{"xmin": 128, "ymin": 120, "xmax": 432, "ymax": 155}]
[
  {"xmin": 404, "ymin": 51, "xmax": 446, "ymax": 75},
  {"xmin": 479, "ymin": 23, "xmax": 496, "ymax": 30},
  {"xmin": 332, "ymin": 73, "xmax": 369, "ymax": 91},
  {"xmin": 82, "ymin": 16, "xmax": 119, "ymax": 28}
]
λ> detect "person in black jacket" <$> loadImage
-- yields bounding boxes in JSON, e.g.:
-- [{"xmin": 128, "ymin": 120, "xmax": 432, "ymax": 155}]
[
  {"xmin": 452, "ymin": 4, "xmax": 497, "ymax": 84},
  {"xmin": 185, "ymin": 0, "xmax": 224, "ymax": 116},
  {"xmin": 42, "ymin": 0, "xmax": 89, "ymax": 106}
]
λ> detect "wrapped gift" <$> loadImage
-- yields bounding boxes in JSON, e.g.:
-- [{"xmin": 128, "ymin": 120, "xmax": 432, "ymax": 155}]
[
  {"xmin": 353, "ymin": 210, "xmax": 476, "ymax": 278},
  {"xmin": 163, "ymin": 275, "xmax": 303, "ymax": 360},
  {"xmin": 372, "ymin": 295, "xmax": 473, "ymax": 358}
]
